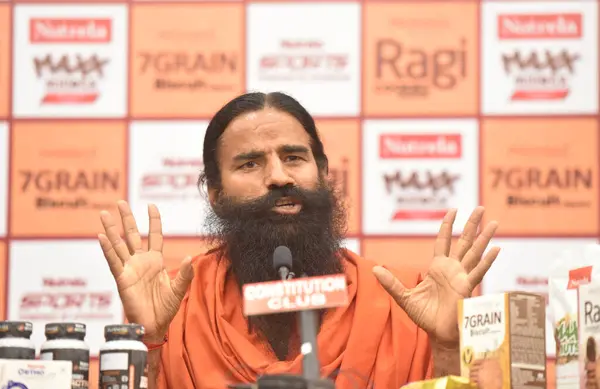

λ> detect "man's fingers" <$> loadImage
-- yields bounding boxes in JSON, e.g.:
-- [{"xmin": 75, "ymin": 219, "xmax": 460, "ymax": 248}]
[
  {"xmin": 100, "ymin": 210, "xmax": 131, "ymax": 263},
  {"xmin": 452, "ymin": 206, "xmax": 485, "ymax": 261},
  {"xmin": 148, "ymin": 204, "xmax": 164, "ymax": 253},
  {"xmin": 117, "ymin": 201, "xmax": 143, "ymax": 254},
  {"xmin": 372, "ymin": 266, "xmax": 409, "ymax": 308},
  {"xmin": 467, "ymin": 246, "xmax": 501, "ymax": 287},
  {"xmin": 98, "ymin": 233, "xmax": 125, "ymax": 278},
  {"xmin": 433, "ymin": 209, "xmax": 457, "ymax": 258},
  {"xmin": 461, "ymin": 221, "xmax": 499, "ymax": 273},
  {"xmin": 171, "ymin": 256, "xmax": 195, "ymax": 301}
]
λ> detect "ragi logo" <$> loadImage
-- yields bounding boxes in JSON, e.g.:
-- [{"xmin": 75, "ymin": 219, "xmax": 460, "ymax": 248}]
[
  {"xmin": 375, "ymin": 38, "xmax": 467, "ymax": 97},
  {"xmin": 583, "ymin": 301, "xmax": 600, "ymax": 325}
]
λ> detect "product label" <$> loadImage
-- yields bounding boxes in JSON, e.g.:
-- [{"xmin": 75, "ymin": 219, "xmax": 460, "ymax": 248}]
[
  {"xmin": 508, "ymin": 293, "xmax": 547, "ymax": 389},
  {"xmin": 578, "ymin": 283, "xmax": 600, "ymax": 389},
  {"xmin": 0, "ymin": 347, "xmax": 35, "ymax": 360},
  {"xmin": 459, "ymin": 294, "xmax": 507, "ymax": 385},
  {"xmin": 99, "ymin": 349, "xmax": 148, "ymax": 389},
  {"xmin": 556, "ymin": 314, "xmax": 579, "ymax": 362},
  {"xmin": 40, "ymin": 348, "xmax": 89, "ymax": 389}
]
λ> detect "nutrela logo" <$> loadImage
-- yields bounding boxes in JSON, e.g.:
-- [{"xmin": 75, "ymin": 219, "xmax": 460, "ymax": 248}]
[
  {"xmin": 497, "ymin": 14, "xmax": 582, "ymax": 39},
  {"xmin": 379, "ymin": 134, "xmax": 462, "ymax": 159},
  {"xmin": 567, "ymin": 266, "xmax": 592, "ymax": 290},
  {"xmin": 29, "ymin": 18, "xmax": 112, "ymax": 43}
]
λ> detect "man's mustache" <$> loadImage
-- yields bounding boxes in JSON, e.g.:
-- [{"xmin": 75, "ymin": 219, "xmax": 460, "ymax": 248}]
[{"xmin": 219, "ymin": 185, "xmax": 319, "ymax": 218}]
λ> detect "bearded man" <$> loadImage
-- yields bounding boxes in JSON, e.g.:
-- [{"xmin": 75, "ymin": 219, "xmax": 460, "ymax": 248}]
[{"xmin": 98, "ymin": 92, "xmax": 501, "ymax": 389}]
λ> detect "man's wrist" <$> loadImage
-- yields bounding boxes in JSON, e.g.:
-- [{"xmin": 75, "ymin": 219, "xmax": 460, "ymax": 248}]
[
  {"xmin": 143, "ymin": 332, "xmax": 168, "ymax": 345},
  {"xmin": 431, "ymin": 341, "xmax": 461, "ymax": 378},
  {"xmin": 431, "ymin": 340, "xmax": 460, "ymax": 353}
]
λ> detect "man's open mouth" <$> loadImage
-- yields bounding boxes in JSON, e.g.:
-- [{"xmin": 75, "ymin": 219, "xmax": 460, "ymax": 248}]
[
  {"xmin": 275, "ymin": 198, "xmax": 298, "ymax": 207},
  {"xmin": 273, "ymin": 197, "xmax": 302, "ymax": 213}
]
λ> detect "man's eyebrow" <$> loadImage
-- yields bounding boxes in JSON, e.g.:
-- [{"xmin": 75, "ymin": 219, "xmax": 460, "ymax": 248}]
[
  {"xmin": 232, "ymin": 145, "xmax": 309, "ymax": 162},
  {"xmin": 279, "ymin": 144, "xmax": 310, "ymax": 154},
  {"xmin": 233, "ymin": 150, "xmax": 264, "ymax": 162}
]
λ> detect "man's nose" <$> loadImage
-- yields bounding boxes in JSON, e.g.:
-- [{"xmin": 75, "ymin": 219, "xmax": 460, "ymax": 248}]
[{"xmin": 264, "ymin": 157, "xmax": 294, "ymax": 188}]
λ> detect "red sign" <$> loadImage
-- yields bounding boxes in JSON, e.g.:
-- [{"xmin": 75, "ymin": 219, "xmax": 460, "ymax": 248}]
[
  {"xmin": 30, "ymin": 18, "xmax": 112, "ymax": 43},
  {"xmin": 242, "ymin": 274, "xmax": 349, "ymax": 316},
  {"xmin": 497, "ymin": 14, "xmax": 582, "ymax": 40},
  {"xmin": 567, "ymin": 266, "xmax": 593, "ymax": 290},
  {"xmin": 379, "ymin": 134, "xmax": 462, "ymax": 159}
]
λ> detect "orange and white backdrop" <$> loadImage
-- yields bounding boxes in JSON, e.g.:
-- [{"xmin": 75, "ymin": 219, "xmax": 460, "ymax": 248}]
[{"xmin": 0, "ymin": 0, "xmax": 597, "ymax": 387}]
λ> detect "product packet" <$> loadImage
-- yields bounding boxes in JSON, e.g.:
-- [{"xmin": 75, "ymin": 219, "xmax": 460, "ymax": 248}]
[
  {"xmin": 549, "ymin": 244, "xmax": 600, "ymax": 389},
  {"xmin": 0, "ymin": 359, "xmax": 72, "ymax": 389}
]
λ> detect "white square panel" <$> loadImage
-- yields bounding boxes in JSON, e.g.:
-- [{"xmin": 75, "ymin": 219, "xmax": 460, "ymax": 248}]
[
  {"xmin": 0, "ymin": 122, "xmax": 7, "ymax": 237},
  {"xmin": 362, "ymin": 119, "xmax": 479, "ymax": 235},
  {"xmin": 13, "ymin": 5, "xmax": 128, "ymax": 118},
  {"xmin": 246, "ymin": 2, "xmax": 361, "ymax": 116},
  {"xmin": 341, "ymin": 238, "xmax": 360, "ymax": 255},
  {"xmin": 482, "ymin": 237, "xmax": 599, "ymax": 358},
  {"xmin": 128, "ymin": 121, "xmax": 210, "ymax": 236},
  {"xmin": 8, "ymin": 240, "xmax": 124, "ymax": 356},
  {"xmin": 481, "ymin": 2, "xmax": 598, "ymax": 115}
]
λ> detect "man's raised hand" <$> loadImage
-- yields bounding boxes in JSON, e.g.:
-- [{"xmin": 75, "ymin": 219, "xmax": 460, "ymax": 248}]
[{"xmin": 98, "ymin": 201, "xmax": 194, "ymax": 342}]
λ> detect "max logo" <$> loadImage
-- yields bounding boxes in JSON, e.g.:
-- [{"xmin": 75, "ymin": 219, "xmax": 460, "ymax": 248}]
[
  {"xmin": 502, "ymin": 50, "xmax": 580, "ymax": 74},
  {"xmin": 33, "ymin": 54, "xmax": 109, "ymax": 77}
]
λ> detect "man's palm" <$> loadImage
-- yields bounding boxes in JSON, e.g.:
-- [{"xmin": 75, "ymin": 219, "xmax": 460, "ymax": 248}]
[
  {"xmin": 98, "ymin": 201, "xmax": 194, "ymax": 340},
  {"xmin": 373, "ymin": 207, "xmax": 500, "ymax": 347}
]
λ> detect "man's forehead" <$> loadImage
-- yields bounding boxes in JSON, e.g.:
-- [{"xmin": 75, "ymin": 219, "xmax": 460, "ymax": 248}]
[{"xmin": 220, "ymin": 109, "xmax": 311, "ymax": 152}]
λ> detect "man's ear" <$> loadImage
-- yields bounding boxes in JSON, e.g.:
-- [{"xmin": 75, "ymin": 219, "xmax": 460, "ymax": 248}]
[{"xmin": 208, "ymin": 187, "xmax": 219, "ymax": 206}]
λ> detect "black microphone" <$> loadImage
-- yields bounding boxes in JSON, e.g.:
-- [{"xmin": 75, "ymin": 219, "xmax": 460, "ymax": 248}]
[
  {"xmin": 273, "ymin": 246, "xmax": 294, "ymax": 281},
  {"xmin": 272, "ymin": 247, "xmax": 321, "ymax": 381}
]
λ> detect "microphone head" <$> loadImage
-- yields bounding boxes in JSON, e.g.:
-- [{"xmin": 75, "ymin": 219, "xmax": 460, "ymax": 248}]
[{"xmin": 273, "ymin": 246, "xmax": 293, "ymax": 271}]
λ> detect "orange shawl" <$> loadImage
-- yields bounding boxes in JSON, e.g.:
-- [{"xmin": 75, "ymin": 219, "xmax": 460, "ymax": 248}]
[{"xmin": 157, "ymin": 249, "xmax": 433, "ymax": 389}]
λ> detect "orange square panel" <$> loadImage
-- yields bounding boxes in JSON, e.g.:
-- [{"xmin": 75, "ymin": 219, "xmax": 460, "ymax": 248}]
[
  {"xmin": 481, "ymin": 118, "xmax": 599, "ymax": 236},
  {"xmin": 10, "ymin": 121, "xmax": 127, "ymax": 237},
  {"xmin": 130, "ymin": 4, "xmax": 245, "ymax": 118},
  {"xmin": 363, "ymin": 2, "xmax": 479, "ymax": 116},
  {"xmin": 316, "ymin": 119, "xmax": 361, "ymax": 235}
]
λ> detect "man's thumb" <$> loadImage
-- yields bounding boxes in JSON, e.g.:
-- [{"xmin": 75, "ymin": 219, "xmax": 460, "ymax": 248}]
[
  {"xmin": 372, "ymin": 266, "xmax": 408, "ymax": 308},
  {"xmin": 171, "ymin": 256, "xmax": 195, "ymax": 300}
]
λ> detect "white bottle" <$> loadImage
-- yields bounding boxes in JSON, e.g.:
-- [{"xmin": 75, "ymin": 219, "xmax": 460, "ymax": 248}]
[
  {"xmin": 99, "ymin": 324, "xmax": 149, "ymax": 389},
  {"xmin": 40, "ymin": 322, "xmax": 90, "ymax": 389},
  {"xmin": 0, "ymin": 321, "xmax": 35, "ymax": 360}
]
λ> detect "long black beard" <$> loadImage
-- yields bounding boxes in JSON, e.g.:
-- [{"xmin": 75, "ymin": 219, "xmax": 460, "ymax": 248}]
[{"xmin": 204, "ymin": 180, "xmax": 346, "ymax": 360}]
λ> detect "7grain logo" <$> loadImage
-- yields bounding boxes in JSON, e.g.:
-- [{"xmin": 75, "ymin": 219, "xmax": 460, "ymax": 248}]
[{"xmin": 498, "ymin": 13, "xmax": 582, "ymax": 101}]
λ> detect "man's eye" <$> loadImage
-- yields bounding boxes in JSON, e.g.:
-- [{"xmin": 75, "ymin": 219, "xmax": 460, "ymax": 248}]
[
  {"xmin": 241, "ymin": 161, "xmax": 257, "ymax": 169},
  {"xmin": 285, "ymin": 155, "xmax": 301, "ymax": 162}
]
